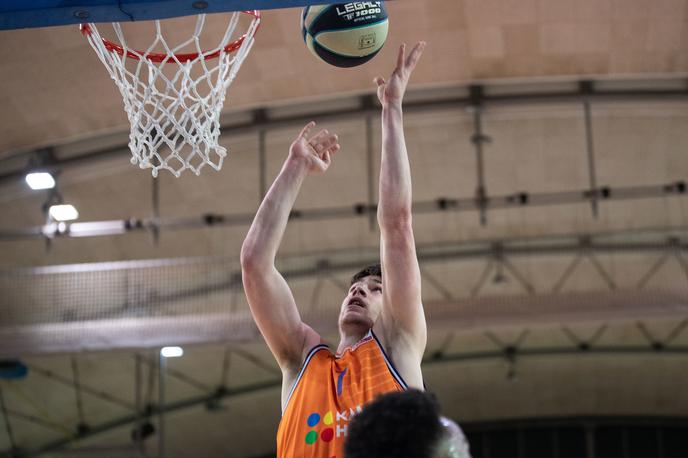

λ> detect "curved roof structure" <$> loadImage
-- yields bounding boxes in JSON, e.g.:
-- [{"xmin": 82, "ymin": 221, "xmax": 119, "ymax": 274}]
[{"xmin": 0, "ymin": 1, "xmax": 687, "ymax": 456}]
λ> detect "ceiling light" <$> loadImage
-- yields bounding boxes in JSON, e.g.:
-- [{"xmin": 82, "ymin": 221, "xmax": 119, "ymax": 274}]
[
  {"xmin": 68, "ymin": 220, "xmax": 127, "ymax": 237},
  {"xmin": 48, "ymin": 204, "xmax": 79, "ymax": 221},
  {"xmin": 25, "ymin": 172, "xmax": 55, "ymax": 190},
  {"xmin": 161, "ymin": 346, "xmax": 183, "ymax": 358}
]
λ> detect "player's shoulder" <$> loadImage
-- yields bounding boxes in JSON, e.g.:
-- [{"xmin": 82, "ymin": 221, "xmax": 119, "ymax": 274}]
[
  {"xmin": 280, "ymin": 328, "xmax": 328, "ymax": 405},
  {"xmin": 282, "ymin": 325, "xmax": 327, "ymax": 374}
]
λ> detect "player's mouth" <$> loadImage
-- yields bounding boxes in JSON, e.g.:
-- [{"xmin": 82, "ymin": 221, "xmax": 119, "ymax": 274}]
[{"xmin": 347, "ymin": 298, "xmax": 366, "ymax": 309}]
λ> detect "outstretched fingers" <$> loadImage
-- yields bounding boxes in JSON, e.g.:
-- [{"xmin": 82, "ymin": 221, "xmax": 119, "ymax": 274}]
[
  {"xmin": 321, "ymin": 133, "xmax": 340, "ymax": 156},
  {"xmin": 328, "ymin": 143, "xmax": 340, "ymax": 156},
  {"xmin": 404, "ymin": 41, "xmax": 426, "ymax": 72},
  {"xmin": 298, "ymin": 121, "xmax": 316, "ymax": 140},
  {"xmin": 396, "ymin": 43, "xmax": 406, "ymax": 72},
  {"xmin": 310, "ymin": 128, "xmax": 331, "ymax": 144},
  {"xmin": 309, "ymin": 129, "xmax": 339, "ymax": 156},
  {"xmin": 325, "ymin": 142, "xmax": 341, "ymax": 162}
]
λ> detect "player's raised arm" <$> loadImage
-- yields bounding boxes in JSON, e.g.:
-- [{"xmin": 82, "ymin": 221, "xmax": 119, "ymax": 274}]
[
  {"xmin": 240, "ymin": 122, "xmax": 340, "ymax": 371},
  {"xmin": 374, "ymin": 42, "xmax": 427, "ymax": 353}
]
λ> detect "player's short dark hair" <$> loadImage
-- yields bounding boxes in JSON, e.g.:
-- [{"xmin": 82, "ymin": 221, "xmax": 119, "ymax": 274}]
[
  {"xmin": 350, "ymin": 263, "xmax": 382, "ymax": 286},
  {"xmin": 344, "ymin": 389, "xmax": 444, "ymax": 458}
]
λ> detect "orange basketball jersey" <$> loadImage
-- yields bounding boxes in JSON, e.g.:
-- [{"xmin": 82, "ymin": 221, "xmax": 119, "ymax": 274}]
[{"xmin": 276, "ymin": 331, "xmax": 407, "ymax": 458}]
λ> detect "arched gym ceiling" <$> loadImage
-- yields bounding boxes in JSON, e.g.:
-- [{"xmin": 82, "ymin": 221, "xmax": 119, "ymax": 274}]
[{"xmin": 0, "ymin": 1, "xmax": 687, "ymax": 456}]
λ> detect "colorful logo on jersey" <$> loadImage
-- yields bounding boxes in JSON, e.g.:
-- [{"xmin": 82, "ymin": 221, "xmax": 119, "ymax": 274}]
[
  {"xmin": 304, "ymin": 406, "xmax": 362, "ymax": 445},
  {"xmin": 305, "ymin": 411, "xmax": 335, "ymax": 445}
]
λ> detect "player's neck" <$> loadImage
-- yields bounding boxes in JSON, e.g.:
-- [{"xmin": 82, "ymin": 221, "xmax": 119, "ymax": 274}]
[{"xmin": 336, "ymin": 328, "xmax": 370, "ymax": 355}]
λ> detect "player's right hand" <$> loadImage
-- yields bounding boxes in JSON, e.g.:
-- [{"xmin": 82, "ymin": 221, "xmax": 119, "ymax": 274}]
[{"xmin": 289, "ymin": 121, "xmax": 340, "ymax": 174}]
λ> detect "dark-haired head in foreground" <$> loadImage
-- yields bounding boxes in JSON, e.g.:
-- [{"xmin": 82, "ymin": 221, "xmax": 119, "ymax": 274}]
[{"xmin": 344, "ymin": 389, "xmax": 471, "ymax": 458}]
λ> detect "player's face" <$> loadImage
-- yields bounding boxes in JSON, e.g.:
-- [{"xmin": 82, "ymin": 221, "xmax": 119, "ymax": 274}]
[{"xmin": 339, "ymin": 276, "xmax": 383, "ymax": 331}]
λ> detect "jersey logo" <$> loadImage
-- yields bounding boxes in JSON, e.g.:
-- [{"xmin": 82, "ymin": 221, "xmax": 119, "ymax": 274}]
[
  {"xmin": 305, "ymin": 411, "xmax": 335, "ymax": 445},
  {"xmin": 304, "ymin": 406, "xmax": 363, "ymax": 447}
]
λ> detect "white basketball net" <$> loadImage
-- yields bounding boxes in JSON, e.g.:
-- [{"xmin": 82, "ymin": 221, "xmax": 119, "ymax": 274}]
[{"xmin": 82, "ymin": 13, "xmax": 260, "ymax": 177}]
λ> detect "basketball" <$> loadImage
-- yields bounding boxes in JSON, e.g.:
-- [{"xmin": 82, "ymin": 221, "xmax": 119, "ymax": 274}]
[{"xmin": 301, "ymin": 2, "xmax": 389, "ymax": 68}]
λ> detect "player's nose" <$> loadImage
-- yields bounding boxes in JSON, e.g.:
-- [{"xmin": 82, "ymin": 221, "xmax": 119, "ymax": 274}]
[{"xmin": 351, "ymin": 285, "xmax": 367, "ymax": 297}]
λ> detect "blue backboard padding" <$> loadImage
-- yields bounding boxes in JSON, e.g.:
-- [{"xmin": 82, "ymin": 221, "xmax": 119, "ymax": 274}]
[{"xmin": 0, "ymin": 1, "xmax": 340, "ymax": 30}]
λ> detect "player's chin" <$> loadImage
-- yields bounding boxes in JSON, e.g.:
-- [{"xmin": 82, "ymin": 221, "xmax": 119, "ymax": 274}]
[{"xmin": 340, "ymin": 311, "xmax": 372, "ymax": 329}]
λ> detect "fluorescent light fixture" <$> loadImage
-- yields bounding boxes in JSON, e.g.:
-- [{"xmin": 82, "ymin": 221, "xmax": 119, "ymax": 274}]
[
  {"xmin": 161, "ymin": 346, "xmax": 183, "ymax": 358},
  {"xmin": 25, "ymin": 172, "xmax": 55, "ymax": 190},
  {"xmin": 68, "ymin": 220, "xmax": 127, "ymax": 237},
  {"xmin": 48, "ymin": 204, "xmax": 79, "ymax": 221}
]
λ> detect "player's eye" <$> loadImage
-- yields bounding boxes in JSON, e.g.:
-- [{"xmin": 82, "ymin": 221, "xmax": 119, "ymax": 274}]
[{"xmin": 372, "ymin": 287, "xmax": 382, "ymax": 292}]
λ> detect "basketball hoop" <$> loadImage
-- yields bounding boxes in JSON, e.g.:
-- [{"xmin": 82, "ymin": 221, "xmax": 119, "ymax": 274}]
[{"xmin": 80, "ymin": 11, "xmax": 260, "ymax": 177}]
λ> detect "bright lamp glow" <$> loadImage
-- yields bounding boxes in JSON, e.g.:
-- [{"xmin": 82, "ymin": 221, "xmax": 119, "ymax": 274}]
[
  {"xmin": 161, "ymin": 346, "xmax": 183, "ymax": 358},
  {"xmin": 48, "ymin": 204, "xmax": 79, "ymax": 221},
  {"xmin": 68, "ymin": 221, "xmax": 127, "ymax": 237},
  {"xmin": 25, "ymin": 172, "xmax": 55, "ymax": 190}
]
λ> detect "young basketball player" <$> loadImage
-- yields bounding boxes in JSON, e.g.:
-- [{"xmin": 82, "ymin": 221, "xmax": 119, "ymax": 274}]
[{"xmin": 241, "ymin": 41, "xmax": 426, "ymax": 457}]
